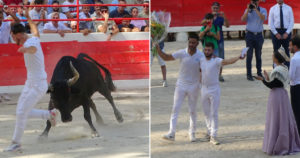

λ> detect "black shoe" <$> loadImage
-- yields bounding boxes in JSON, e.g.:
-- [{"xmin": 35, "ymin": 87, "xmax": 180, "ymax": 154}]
[
  {"xmin": 247, "ymin": 76, "xmax": 254, "ymax": 81},
  {"xmin": 257, "ymin": 73, "xmax": 263, "ymax": 77}
]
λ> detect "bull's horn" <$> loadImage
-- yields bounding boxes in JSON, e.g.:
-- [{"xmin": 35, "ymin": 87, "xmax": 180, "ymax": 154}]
[{"xmin": 67, "ymin": 61, "xmax": 80, "ymax": 86}]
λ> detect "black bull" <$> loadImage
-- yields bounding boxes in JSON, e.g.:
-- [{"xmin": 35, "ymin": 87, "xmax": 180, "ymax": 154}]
[{"xmin": 40, "ymin": 53, "xmax": 123, "ymax": 137}]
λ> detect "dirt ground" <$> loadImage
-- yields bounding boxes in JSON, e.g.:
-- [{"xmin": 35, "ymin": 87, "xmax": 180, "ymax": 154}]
[
  {"xmin": 151, "ymin": 39, "xmax": 300, "ymax": 158},
  {"xmin": 0, "ymin": 88, "xmax": 149, "ymax": 158}
]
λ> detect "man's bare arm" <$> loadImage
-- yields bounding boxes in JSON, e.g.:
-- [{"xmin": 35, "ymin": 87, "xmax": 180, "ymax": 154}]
[{"xmin": 155, "ymin": 43, "xmax": 175, "ymax": 61}]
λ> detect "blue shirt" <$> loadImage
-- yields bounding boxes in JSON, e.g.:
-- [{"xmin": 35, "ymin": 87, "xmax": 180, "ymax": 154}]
[
  {"xmin": 109, "ymin": 9, "xmax": 130, "ymax": 18},
  {"xmin": 213, "ymin": 16, "xmax": 224, "ymax": 43},
  {"xmin": 245, "ymin": 7, "xmax": 267, "ymax": 33}
]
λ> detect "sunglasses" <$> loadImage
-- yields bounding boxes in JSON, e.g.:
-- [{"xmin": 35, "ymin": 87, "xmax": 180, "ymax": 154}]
[{"xmin": 101, "ymin": 10, "xmax": 108, "ymax": 13}]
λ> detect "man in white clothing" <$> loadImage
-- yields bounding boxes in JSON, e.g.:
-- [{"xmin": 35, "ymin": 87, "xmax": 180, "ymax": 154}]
[
  {"xmin": 200, "ymin": 42, "xmax": 245, "ymax": 145},
  {"xmin": 268, "ymin": 0, "xmax": 294, "ymax": 67},
  {"xmin": 43, "ymin": 12, "xmax": 71, "ymax": 37},
  {"xmin": 0, "ymin": 9, "xmax": 20, "ymax": 44},
  {"xmin": 289, "ymin": 36, "xmax": 300, "ymax": 136},
  {"xmin": 155, "ymin": 33, "xmax": 204, "ymax": 142},
  {"xmin": 47, "ymin": 0, "xmax": 68, "ymax": 27},
  {"xmin": 4, "ymin": 4, "xmax": 57, "ymax": 152},
  {"xmin": 29, "ymin": 0, "xmax": 47, "ymax": 33}
]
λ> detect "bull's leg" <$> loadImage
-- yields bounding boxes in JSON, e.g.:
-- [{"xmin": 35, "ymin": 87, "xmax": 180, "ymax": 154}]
[
  {"xmin": 82, "ymin": 104, "xmax": 99, "ymax": 137},
  {"xmin": 89, "ymin": 99, "xmax": 104, "ymax": 125},
  {"xmin": 98, "ymin": 90, "xmax": 123, "ymax": 123},
  {"xmin": 39, "ymin": 100, "xmax": 55, "ymax": 139}
]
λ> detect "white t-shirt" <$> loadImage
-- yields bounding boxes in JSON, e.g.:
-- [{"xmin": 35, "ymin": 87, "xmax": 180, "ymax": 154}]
[
  {"xmin": 47, "ymin": 12, "xmax": 68, "ymax": 25},
  {"xmin": 200, "ymin": 57, "xmax": 223, "ymax": 87},
  {"xmin": 172, "ymin": 48, "xmax": 204, "ymax": 86},
  {"xmin": 62, "ymin": 0, "xmax": 82, "ymax": 17},
  {"xmin": 29, "ymin": 9, "xmax": 47, "ymax": 33},
  {"xmin": 23, "ymin": 37, "xmax": 47, "ymax": 80},
  {"xmin": 43, "ymin": 22, "xmax": 71, "ymax": 31},
  {"xmin": 0, "ymin": 22, "xmax": 11, "ymax": 44}
]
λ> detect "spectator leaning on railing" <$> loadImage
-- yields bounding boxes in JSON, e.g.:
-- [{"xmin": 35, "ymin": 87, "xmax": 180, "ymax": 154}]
[
  {"xmin": 79, "ymin": 3, "xmax": 94, "ymax": 36},
  {"xmin": 43, "ymin": 12, "xmax": 71, "ymax": 37},
  {"xmin": 118, "ymin": 14, "xmax": 139, "ymax": 32},
  {"xmin": 47, "ymin": 0, "xmax": 69, "ymax": 27}
]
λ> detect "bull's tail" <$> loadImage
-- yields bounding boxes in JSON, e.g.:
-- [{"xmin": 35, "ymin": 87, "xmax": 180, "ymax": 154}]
[{"xmin": 77, "ymin": 53, "xmax": 116, "ymax": 91}]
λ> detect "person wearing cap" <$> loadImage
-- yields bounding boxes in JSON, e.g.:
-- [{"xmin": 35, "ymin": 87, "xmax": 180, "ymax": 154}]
[
  {"xmin": 241, "ymin": 0, "xmax": 267, "ymax": 81},
  {"xmin": 254, "ymin": 48, "xmax": 300, "ymax": 155},
  {"xmin": 269, "ymin": 0, "xmax": 294, "ymax": 68},
  {"xmin": 289, "ymin": 36, "xmax": 300, "ymax": 137},
  {"xmin": 201, "ymin": 1, "xmax": 230, "ymax": 82}
]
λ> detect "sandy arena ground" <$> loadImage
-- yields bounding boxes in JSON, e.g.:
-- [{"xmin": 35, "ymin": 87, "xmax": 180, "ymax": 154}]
[
  {"xmin": 151, "ymin": 39, "xmax": 300, "ymax": 158},
  {"xmin": 0, "ymin": 88, "xmax": 149, "ymax": 158}
]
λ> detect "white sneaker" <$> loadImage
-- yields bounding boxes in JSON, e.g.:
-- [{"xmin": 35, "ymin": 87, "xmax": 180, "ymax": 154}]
[
  {"xmin": 210, "ymin": 136, "xmax": 220, "ymax": 145},
  {"xmin": 162, "ymin": 80, "xmax": 168, "ymax": 87},
  {"xmin": 162, "ymin": 133, "xmax": 175, "ymax": 141},
  {"xmin": 189, "ymin": 133, "xmax": 196, "ymax": 142},
  {"xmin": 3, "ymin": 143, "xmax": 21, "ymax": 152},
  {"xmin": 49, "ymin": 109, "xmax": 58, "ymax": 127}
]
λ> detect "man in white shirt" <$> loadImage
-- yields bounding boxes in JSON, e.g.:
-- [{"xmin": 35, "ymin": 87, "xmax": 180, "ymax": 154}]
[
  {"xmin": 0, "ymin": 9, "xmax": 20, "ymax": 44},
  {"xmin": 155, "ymin": 33, "xmax": 204, "ymax": 142},
  {"xmin": 47, "ymin": 0, "xmax": 68, "ymax": 27},
  {"xmin": 289, "ymin": 36, "xmax": 300, "ymax": 136},
  {"xmin": 200, "ymin": 42, "xmax": 244, "ymax": 145},
  {"xmin": 4, "ymin": 4, "xmax": 57, "ymax": 152},
  {"xmin": 79, "ymin": 4, "xmax": 93, "ymax": 36},
  {"xmin": 268, "ymin": 0, "xmax": 294, "ymax": 67},
  {"xmin": 29, "ymin": 0, "xmax": 47, "ymax": 33},
  {"xmin": 43, "ymin": 12, "xmax": 71, "ymax": 37}
]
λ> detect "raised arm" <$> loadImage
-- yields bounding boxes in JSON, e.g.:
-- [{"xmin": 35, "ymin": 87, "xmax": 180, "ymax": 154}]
[
  {"xmin": 222, "ymin": 55, "xmax": 242, "ymax": 66},
  {"xmin": 24, "ymin": 0, "xmax": 39, "ymax": 37},
  {"xmin": 155, "ymin": 43, "xmax": 175, "ymax": 61}
]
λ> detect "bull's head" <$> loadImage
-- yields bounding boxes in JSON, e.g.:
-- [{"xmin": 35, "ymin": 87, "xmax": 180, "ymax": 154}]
[{"xmin": 48, "ymin": 61, "xmax": 80, "ymax": 122}]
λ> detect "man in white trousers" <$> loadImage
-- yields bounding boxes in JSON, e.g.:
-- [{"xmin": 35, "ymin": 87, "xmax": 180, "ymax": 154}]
[
  {"xmin": 200, "ymin": 42, "xmax": 245, "ymax": 145},
  {"xmin": 155, "ymin": 33, "xmax": 204, "ymax": 142},
  {"xmin": 4, "ymin": 4, "xmax": 57, "ymax": 152}
]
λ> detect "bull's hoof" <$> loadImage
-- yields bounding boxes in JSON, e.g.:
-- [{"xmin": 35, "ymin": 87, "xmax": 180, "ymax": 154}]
[
  {"xmin": 91, "ymin": 131, "xmax": 100, "ymax": 138},
  {"xmin": 115, "ymin": 111, "xmax": 124, "ymax": 123}
]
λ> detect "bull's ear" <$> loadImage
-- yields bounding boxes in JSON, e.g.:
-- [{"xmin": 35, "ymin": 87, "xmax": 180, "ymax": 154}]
[
  {"xmin": 71, "ymin": 87, "xmax": 80, "ymax": 94},
  {"xmin": 47, "ymin": 84, "xmax": 54, "ymax": 93}
]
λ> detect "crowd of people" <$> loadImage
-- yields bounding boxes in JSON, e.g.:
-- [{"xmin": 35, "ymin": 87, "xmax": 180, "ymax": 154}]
[{"xmin": 0, "ymin": 0, "xmax": 149, "ymax": 42}]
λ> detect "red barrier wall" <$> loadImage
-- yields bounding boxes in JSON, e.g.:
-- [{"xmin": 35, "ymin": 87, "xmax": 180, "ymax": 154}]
[
  {"xmin": 151, "ymin": 0, "xmax": 300, "ymax": 27},
  {"xmin": 0, "ymin": 40, "xmax": 149, "ymax": 86}
]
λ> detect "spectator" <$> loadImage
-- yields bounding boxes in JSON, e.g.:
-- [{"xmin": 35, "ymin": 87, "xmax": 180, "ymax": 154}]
[
  {"xmin": 0, "ymin": 8, "xmax": 20, "ymax": 44},
  {"xmin": 269, "ymin": 0, "xmax": 294, "ymax": 68},
  {"xmin": 109, "ymin": 0, "xmax": 119, "ymax": 13},
  {"xmin": 130, "ymin": 7, "xmax": 145, "ymax": 30},
  {"xmin": 118, "ymin": 14, "xmax": 139, "ymax": 32},
  {"xmin": 43, "ymin": 12, "xmax": 71, "ymax": 37},
  {"xmin": 47, "ymin": 1, "xmax": 68, "ymax": 27},
  {"xmin": 241, "ymin": 0, "xmax": 267, "ymax": 81},
  {"xmin": 91, "ymin": 5, "xmax": 119, "ymax": 40},
  {"xmin": 138, "ymin": 0, "xmax": 148, "ymax": 18},
  {"xmin": 79, "ymin": 4, "xmax": 93, "ymax": 36},
  {"xmin": 109, "ymin": 0, "xmax": 130, "ymax": 25},
  {"xmin": 141, "ymin": 19, "xmax": 148, "ymax": 32},
  {"xmin": 87, "ymin": 0, "xmax": 103, "ymax": 14},
  {"xmin": 201, "ymin": 1, "xmax": 230, "ymax": 82},
  {"xmin": 70, "ymin": 20, "xmax": 77, "ymax": 32},
  {"xmin": 62, "ymin": 0, "xmax": 82, "ymax": 18},
  {"xmin": 29, "ymin": 0, "xmax": 47, "ymax": 33},
  {"xmin": 199, "ymin": 13, "xmax": 220, "ymax": 56},
  {"xmin": 16, "ymin": 3, "xmax": 30, "ymax": 33}
]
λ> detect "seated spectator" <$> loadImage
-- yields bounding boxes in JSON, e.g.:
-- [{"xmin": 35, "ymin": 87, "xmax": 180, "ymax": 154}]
[
  {"xmin": 79, "ymin": 4, "xmax": 93, "ymax": 36},
  {"xmin": 70, "ymin": 20, "xmax": 77, "ymax": 32},
  {"xmin": 43, "ymin": 12, "xmax": 71, "ymax": 37},
  {"xmin": 141, "ymin": 20, "xmax": 148, "ymax": 32},
  {"xmin": 138, "ymin": 0, "xmax": 148, "ymax": 18},
  {"xmin": 29, "ymin": 0, "xmax": 47, "ymax": 32},
  {"xmin": 87, "ymin": 0, "xmax": 103, "ymax": 14},
  {"xmin": 130, "ymin": 7, "xmax": 145, "ymax": 30},
  {"xmin": 118, "ymin": 14, "xmax": 139, "ymax": 32},
  {"xmin": 62, "ymin": 0, "xmax": 82, "ymax": 18},
  {"xmin": 47, "ymin": 0, "xmax": 68, "ymax": 27},
  {"xmin": 0, "ymin": 8, "xmax": 20, "ymax": 44},
  {"xmin": 109, "ymin": 0, "xmax": 130, "ymax": 25},
  {"xmin": 128, "ymin": 0, "xmax": 144, "ymax": 12},
  {"xmin": 91, "ymin": 6, "xmax": 118, "ymax": 33}
]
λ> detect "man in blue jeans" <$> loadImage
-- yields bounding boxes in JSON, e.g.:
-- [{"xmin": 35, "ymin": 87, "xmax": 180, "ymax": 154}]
[{"xmin": 241, "ymin": 0, "xmax": 267, "ymax": 81}]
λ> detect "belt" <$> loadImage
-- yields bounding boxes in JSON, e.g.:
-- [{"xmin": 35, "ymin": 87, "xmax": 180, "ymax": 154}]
[{"xmin": 246, "ymin": 30, "xmax": 262, "ymax": 35}]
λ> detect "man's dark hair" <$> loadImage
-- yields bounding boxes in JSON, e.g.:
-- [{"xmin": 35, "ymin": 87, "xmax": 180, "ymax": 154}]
[
  {"xmin": 205, "ymin": 42, "xmax": 215, "ymax": 49},
  {"xmin": 291, "ymin": 36, "xmax": 300, "ymax": 49},
  {"xmin": 34, "ymin": 0, "xmax": 44, "ymax": 5},
  {"xmin": 11, "ymin": 23, "xmax": 26, "ymax": 34},
  {"xmin": 205, "ymin": 13, "xmax": 214, "ymax": 20},
  {"xmin": 100, "ymin": 6, "xmax": 108, "ymax": 10},
  {"xmin": 123, "ymin": 14, "xmax": 131, "ymax": 18},
  {"xmin": 130, "ymin": 7, "xmax": 138, "ymax": 13},
  {"xmin": 274, "ymin": 51, "xmax": 286, "ymax": 63},
  {"xmin": 188, "ymin": 33, "xmax": 199, "ymax": 41},
  {"xmin": 52, "ymin": 0, "xmax": 59, "ymax": 4}
]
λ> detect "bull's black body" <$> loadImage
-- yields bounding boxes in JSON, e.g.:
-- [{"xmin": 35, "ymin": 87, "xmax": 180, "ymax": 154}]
[{"xmin": 40, "ymin": 53, "xmax": 123, "ymax": 137}]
